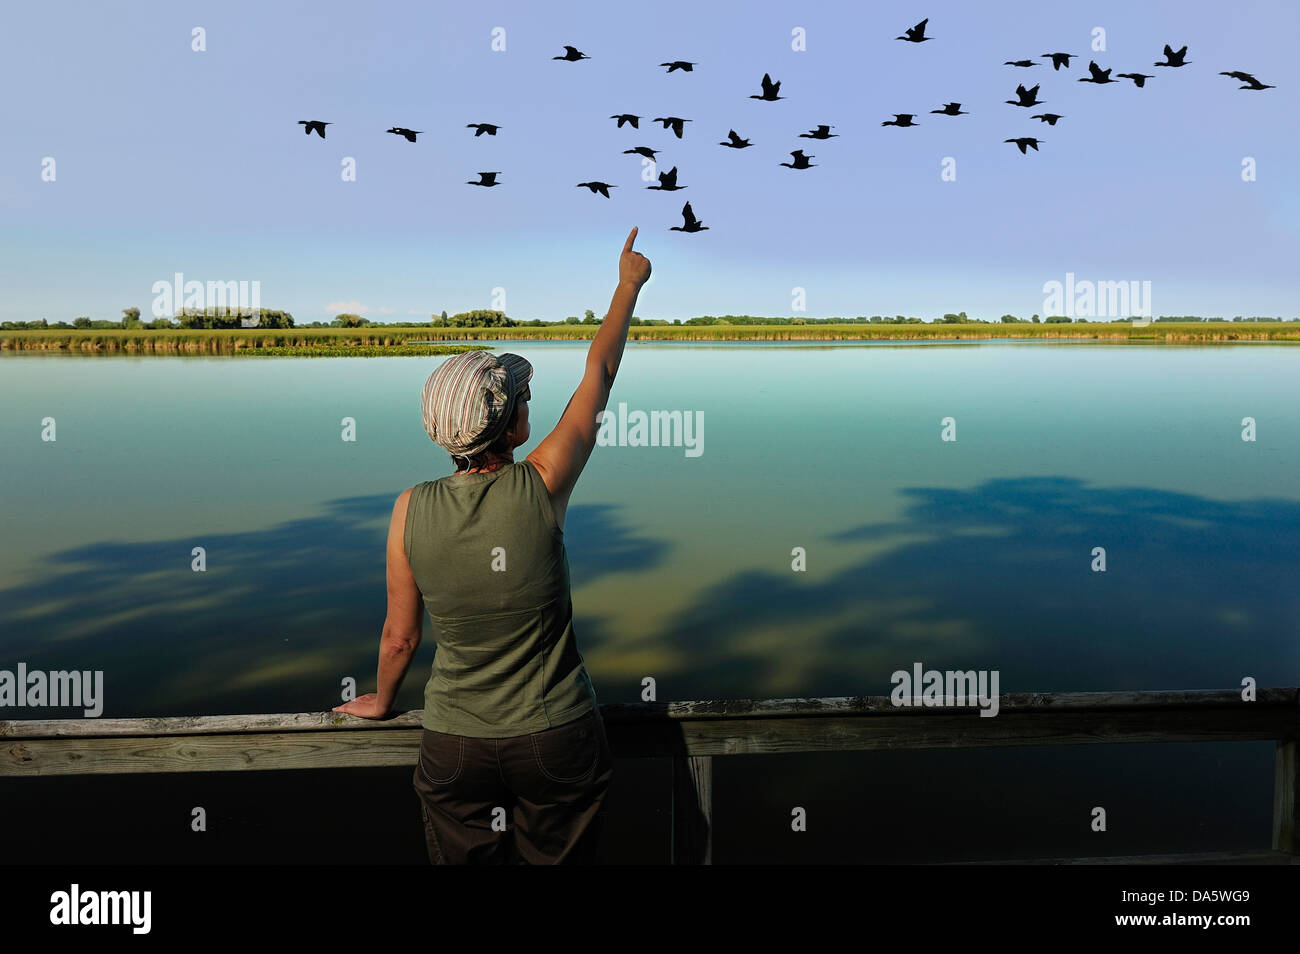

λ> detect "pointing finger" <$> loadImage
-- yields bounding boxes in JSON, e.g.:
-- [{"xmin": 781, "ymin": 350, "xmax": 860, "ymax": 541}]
[{"xmin": 623, "ymin": 226, "xmax": 638, "ymax": 253}]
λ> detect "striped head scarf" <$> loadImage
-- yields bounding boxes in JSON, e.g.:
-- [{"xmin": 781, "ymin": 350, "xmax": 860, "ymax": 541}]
[{"xmin": 421, "ymin": 351, "xmax": 533, "ymax": 459}]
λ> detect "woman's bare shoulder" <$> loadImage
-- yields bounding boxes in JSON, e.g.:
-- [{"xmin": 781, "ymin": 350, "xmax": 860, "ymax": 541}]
[{"xmin": 392, "ymin": 486, "xmax": 415, "ymax": 521}]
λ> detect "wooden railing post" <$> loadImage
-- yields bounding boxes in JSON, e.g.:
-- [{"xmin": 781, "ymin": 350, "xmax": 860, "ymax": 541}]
[
  {"xmin": 671, "ymin": 754, "xmax": 712, "ymax": 864},
  {"xmin": 1273, "ymin": 738, "xmax": 1296, "ymax": 854}
]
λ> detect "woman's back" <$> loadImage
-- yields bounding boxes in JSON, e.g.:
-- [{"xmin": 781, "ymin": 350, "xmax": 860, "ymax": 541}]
[
  {"xmin": 404, "ymin": 459, "xmax": 596, "ymax": 738},
  {"xmin": 334, "ymin": 227, "xmax": 650, "ymax": 863}
]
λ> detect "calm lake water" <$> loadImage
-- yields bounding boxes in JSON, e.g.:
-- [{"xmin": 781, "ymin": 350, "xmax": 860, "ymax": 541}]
[{"xmin": 3, "ymin": 340, "xmax": 1298, "ymax": 862}]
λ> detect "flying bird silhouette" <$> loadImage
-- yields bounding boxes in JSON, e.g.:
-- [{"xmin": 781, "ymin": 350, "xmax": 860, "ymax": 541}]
[
  {"xmin": 881, "ymin": 114, "xmax": 919, "ymax": 127},
  {"xmin": 467, "ymin": 172, "xmax": 501, "ymax": 187},
  {"xmin": 780, "ymin": 150, "xmax": 815, "ymax": 169},
  {"xmin": 654, "ymin": 116, "xmax": 692, "ymax": 138},
  {"xmin": 576, "ymin": 181, "xmax": 617, "ymax": 198},
  {"xmin": 1042, "ymin": 53, "xmax": 1075, "ymax": 70},
  {"xmin": 1154, "ymin": 44, "xmax": 1190, "ymax": 67},
  {"xmin": 610, "ymin": 114, "xmax": 641, "ymax": 129},
  {"xmin": 1078, "ymin": 61, "xmax": 1115, "ymax": 84},
  {"xmin": 624, "ymin": 146, "xmax": 660, "ymax": 160},
  {"xmin": 670, "ymin": 202, "xmax": 708, "ymax": 232},
  {"xmin": 661, "ymin": 61, "xmax": 696, "ymax": 72},
  {"xmin": 1004, "ymin": 138, "xmax": 1043, "ymax": 154},
  {"xmin": 1220, "ymin": 71, "xmax": 1275, "ymax": 90},
  {"xmin": 553, "ymin": 45, "xmax": 590, "ymax": 61},
  {"xmin": 1031, "ymin": 113, "xmax": 1064, "ymax": 125},
  {"xmin": 297, "ymin": 120, "xmax": 330, "ymax": 138},
  {"xmin": 1117, "ymin": 72, "xmax": 1154, "ymax": 87},
  {"xmin": 386, "ymin": 126, "xmax": 422, "ymax": 142},
  {"xmin": 466, "ymin": 123, "xmax": 500, "ymax": 136},
  {"xmin": 897, "ymin": 19, "xmax": 932, "ymax": 43},
  {"xmin": 1005, "ymin": 83, "xmax": 1042, "ymax": 107},
  {"xmin": 750, "ymin": 73, "xmax": 784, "ymax": 101},
  {"xmin": 799, "ymin": 125, "xmax": 838, "ymax": 139},
  {"xmin": 1005, "ymin": 59, "xmax": 1038, "ymax": 67},
  {"xmin": 931, "ymin": 102, "xmax": 968, "ymax": 115},
  {"xmin": 719, "ymin": 129, "xmax": 753, "ymax": 148},
  {"xmin": 646, "ymin": 166, "xmax": 686, "ymax": 190}
]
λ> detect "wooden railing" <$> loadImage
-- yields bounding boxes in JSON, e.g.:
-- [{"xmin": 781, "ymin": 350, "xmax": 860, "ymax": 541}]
[{"xmin": 3, "ymin": 687, "xmax": 1297, "ymax": 864}]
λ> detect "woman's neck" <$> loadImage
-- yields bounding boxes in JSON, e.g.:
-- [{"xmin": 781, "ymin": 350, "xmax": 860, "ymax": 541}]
[{"xmin": 461, "ymin": 454, "xmax": 513, "ymax": 475}]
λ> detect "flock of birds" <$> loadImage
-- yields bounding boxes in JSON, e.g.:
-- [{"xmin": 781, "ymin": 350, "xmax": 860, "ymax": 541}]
[
  {"xmin": 295, "ymin": 20, "xmax": 1277, "ymax": 232},
  {"xmin": 885, "ymin": 22, "xmax": 1275, "ymax": 154}
]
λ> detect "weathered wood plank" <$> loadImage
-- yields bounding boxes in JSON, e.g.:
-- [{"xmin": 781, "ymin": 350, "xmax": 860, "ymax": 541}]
[
  {"xmin": 3, "ymin": 703, "xmax": 1293, "ymax": 776},
  {"xmin": 4, "ymin": 688, "xmax": 1295, "ymax": 740},
  {"xmin": 2, "ymin": 730, "xmax": 421, "ymax": 777},
  {"xmin": 1273, "ymin": 738, "xmax": 1297, "ymax": 854},
  {"xmin": 607, "ymin": 706, "xmax": 1295, "ymax": 759},
  {"xmin": 606, "ymin": 688, "xmax": 1300, "ymax": 722},
  {"xmin": 0, "ymin": 710, "xmax": 424, "ymax": 740}
]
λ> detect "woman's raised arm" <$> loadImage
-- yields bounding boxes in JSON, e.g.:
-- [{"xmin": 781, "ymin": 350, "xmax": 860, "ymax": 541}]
[{"xmin": 527, "ymin": 227, "xmax": 651, "ymax": 525}]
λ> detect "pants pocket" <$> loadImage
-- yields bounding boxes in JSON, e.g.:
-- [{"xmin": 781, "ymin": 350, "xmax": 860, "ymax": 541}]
[
  {"xmin": 418, "ymin": 730, "xmax": 464, "ymax": 785},
  {"xmin": 529, "ymin": 711, "xmax": 602, "ymax": 783}
]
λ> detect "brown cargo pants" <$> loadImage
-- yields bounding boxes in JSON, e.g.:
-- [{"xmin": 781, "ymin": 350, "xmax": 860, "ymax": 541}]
[{"xmin": 411, "ymin": 708, "xmax": 614, "ymax": 864}]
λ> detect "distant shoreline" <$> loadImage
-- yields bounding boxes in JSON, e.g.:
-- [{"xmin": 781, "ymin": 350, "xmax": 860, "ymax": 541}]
[{"xmin": 2, "ymin": 323, "xmax": 1298, "ymax": 355}]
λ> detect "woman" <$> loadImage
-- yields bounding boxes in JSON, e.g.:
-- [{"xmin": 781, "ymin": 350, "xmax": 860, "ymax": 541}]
[{"xmin": 334, "ymin": 226, "xmax": 651, "ymax": 864}]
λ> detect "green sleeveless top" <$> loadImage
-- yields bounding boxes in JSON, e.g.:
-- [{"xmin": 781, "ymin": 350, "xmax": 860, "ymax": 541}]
[{"xmin": 403, "ymin": 459, "xmax": 597, "ymax": 737}]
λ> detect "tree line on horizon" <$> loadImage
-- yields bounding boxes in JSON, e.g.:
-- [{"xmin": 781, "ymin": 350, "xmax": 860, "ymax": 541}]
[{"xmin": 4, "ymin": 305, "xmax": 1296, "ymax": 331}]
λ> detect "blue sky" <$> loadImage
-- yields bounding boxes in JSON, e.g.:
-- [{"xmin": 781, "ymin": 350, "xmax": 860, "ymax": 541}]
[{"xmin": 1, "ymin": 0, "xmax": 1296, "ymax": 323}]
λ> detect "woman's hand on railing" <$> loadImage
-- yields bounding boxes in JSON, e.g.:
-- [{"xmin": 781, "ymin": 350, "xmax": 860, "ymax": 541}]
[{"xmin": 332, "ymin": 693, "xmax": 389, "ymax": 719}]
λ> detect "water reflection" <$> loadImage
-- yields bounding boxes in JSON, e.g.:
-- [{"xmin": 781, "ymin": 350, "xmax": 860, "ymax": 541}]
[
  {"xmin": 0, "ymin": 495, "xmax": 667, "ymax": 718},
  {"xmin": 2, "ymin": 476, "xmax": 1295, "ymax": 722}
]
